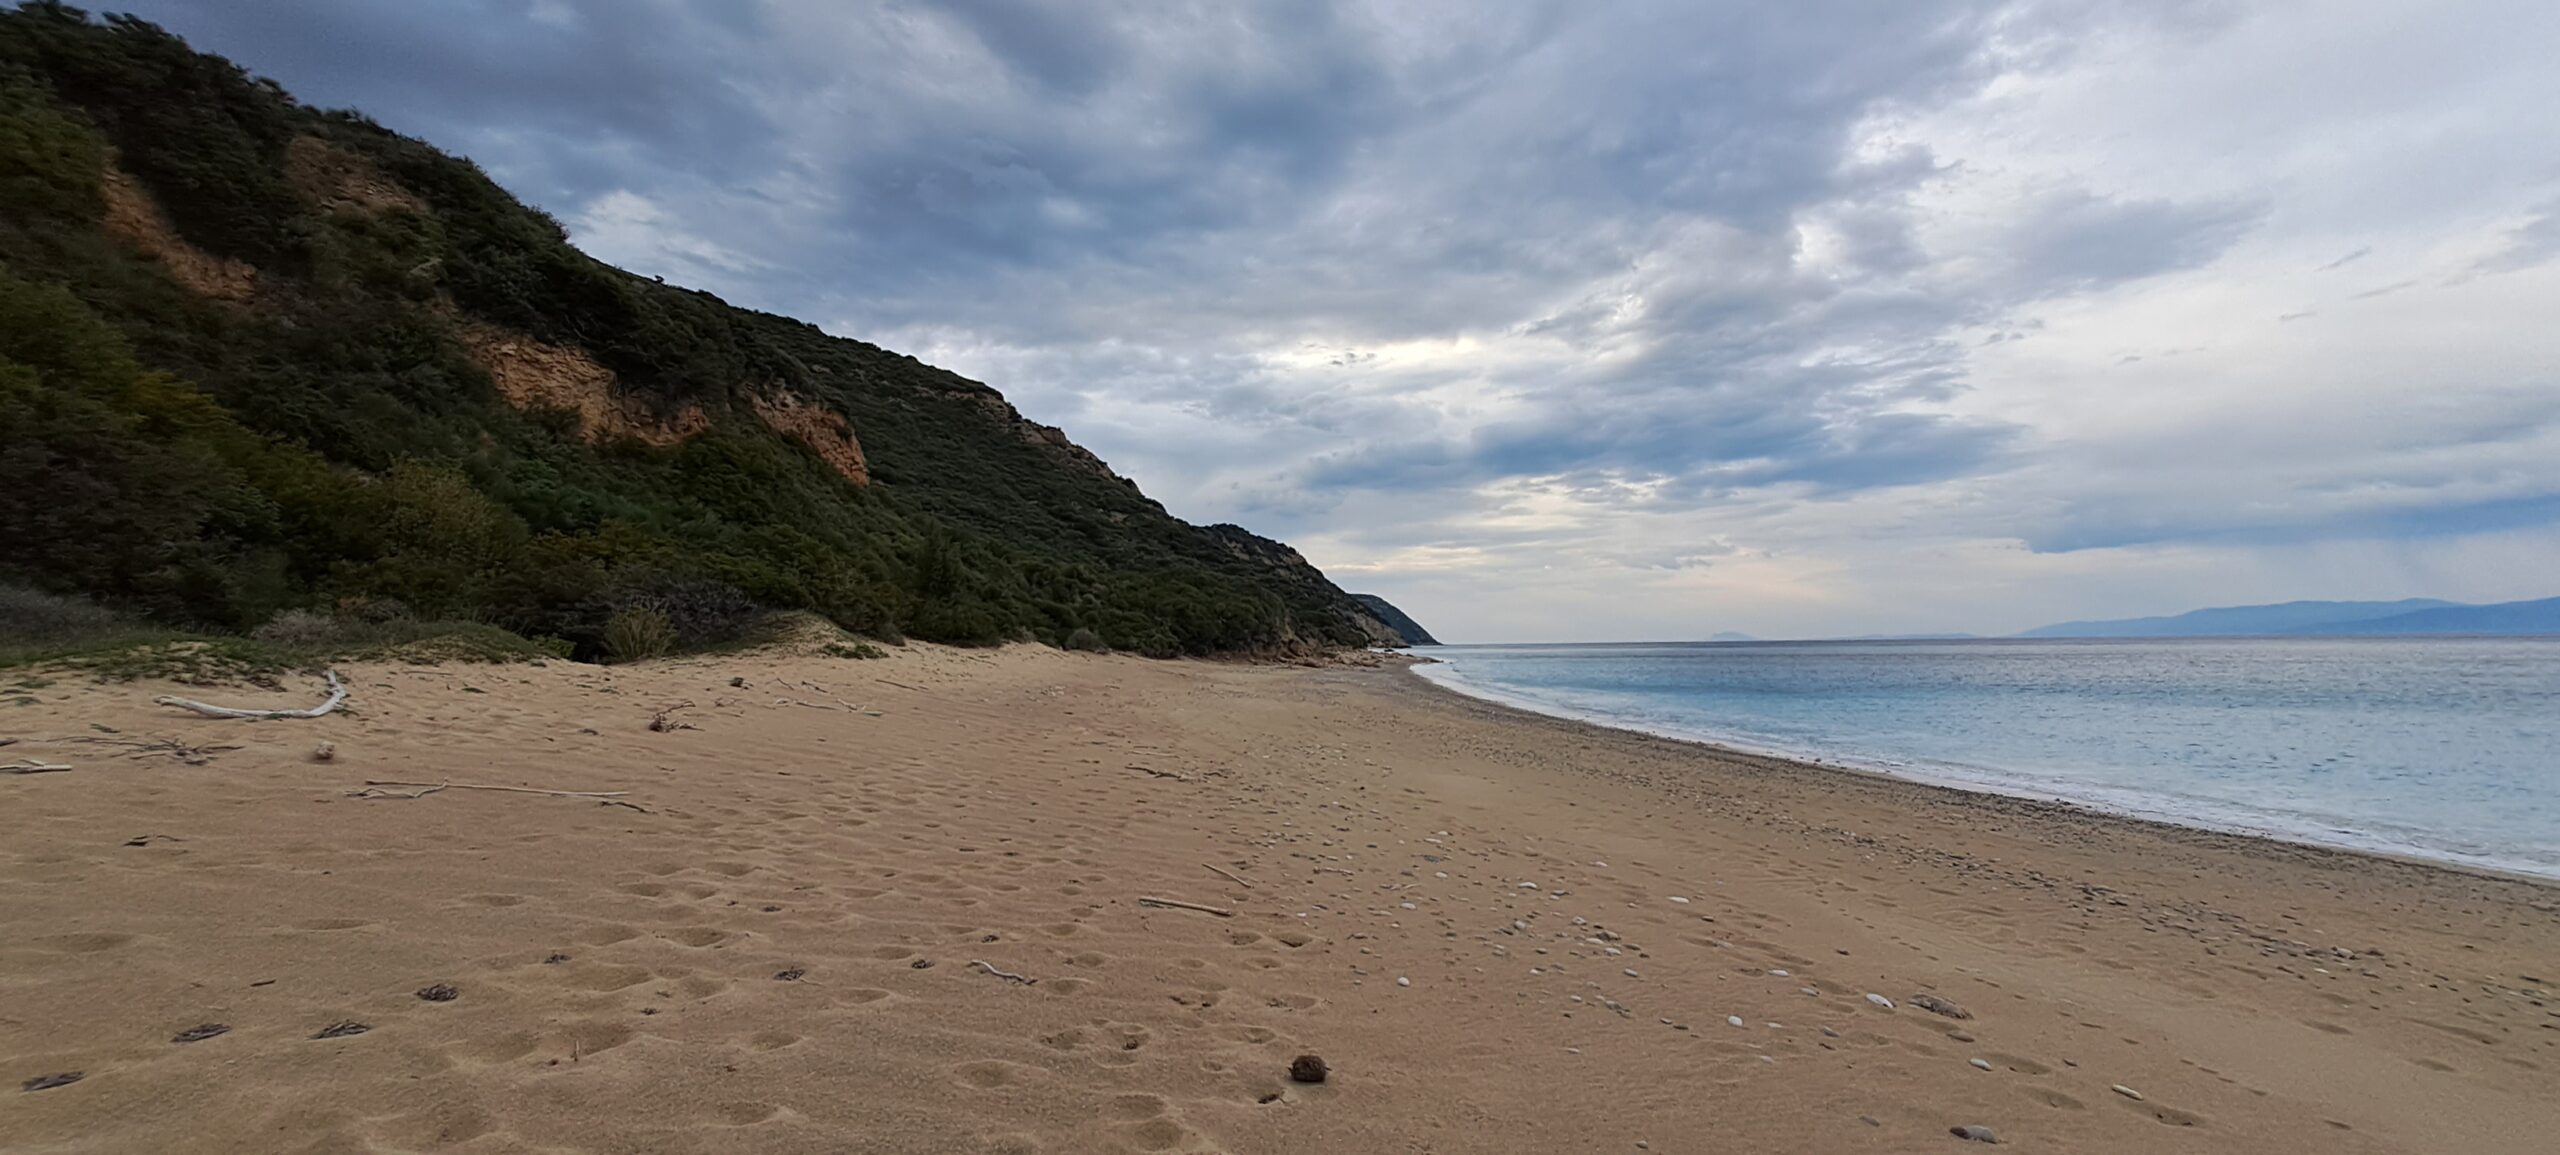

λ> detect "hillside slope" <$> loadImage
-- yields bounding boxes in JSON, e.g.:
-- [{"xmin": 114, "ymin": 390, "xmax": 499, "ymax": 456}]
[
  {"xmin": 1350, "ymin": 593, "xmax": 1439, "ymax": 646},
  {"xmin": 0, "ymin": 8, "xmax": 1396, "ymax": 657}
]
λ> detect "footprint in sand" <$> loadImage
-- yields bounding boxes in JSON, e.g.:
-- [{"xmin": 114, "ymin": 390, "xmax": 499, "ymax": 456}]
[
  {"xmin": 1107, "ymin": 1093, "xmax": 1169, "ymax": 1120},
  {"xmin": 574, "ymin": 923, "xmax": 641, "ymax": 945},
  {"xmin": 364, "ymin": 1103, "xmax": 496, "ymax": 1147},
  {"xmin": 458, "ymin": 893, "xmax": 526, "ymax": 907},
  {"xmin": 660, "ymin": 927, "xmax": 732, "ymax": 948},
  {"xmin": 951, "ymin": 1059, "xmax": 1034, "ymax": 1089},
  {"xmin": 563, "ymin": 965, "xmax": 653, "ymax": 992},
  {"xmin": 294, "ymin": 919, "xmax": 372, "ymax": 933},
  {"xmin": 556, "ymin": 1020, "xmax": 635, "ymax": 1059},
  {"xmin": 1125, "ymin": 1118, "xmax": 1194, "ymax": 1151},
  {"xmin": 710, "ymin": 1101, "xmax": 781, "ymax": 1126},
  {"xmin": 448, "ymin": 1031, "xmax": 543, "ymax": 1066}
]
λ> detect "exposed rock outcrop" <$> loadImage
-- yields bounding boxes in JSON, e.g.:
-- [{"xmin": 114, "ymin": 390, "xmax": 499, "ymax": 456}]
[
  {"xmin": 452, "ymin": 320, "xmax": 709, "ymax": 446},
  {"xmin": 99, "ymin": 161, "xmax": 256, "ymax": 301},
  {"xmin": 749, "ymin": 389, "xmax": 870, "ymax": 485},
  {"xmin": 1350, "ymin": 594, "xmax": 1439, "ymax": 646}
]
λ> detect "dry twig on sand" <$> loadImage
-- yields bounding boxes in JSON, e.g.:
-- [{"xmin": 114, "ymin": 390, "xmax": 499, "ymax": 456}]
[
  {"xmin": 349, "ymin": 780, "xmax": 632, "ymax": 802},
  {"xmin": 1137, "ymin": 896, "xmax": 1235, "ymax": 917},
  {"xmin": 648, "ymin": 701, "xmax": 697, "ymax": 731},
  {"xmin": 4, "ymin": 759, "xmax": 73, "ymax": 774},
  {"xmin": 1130, "ymin": 764, "xmax": 1191, "ymax": 781},
  {"xmin": 876, "ymin": 679, "xmax": 926, "ymax": 692},
  {"xmin": 1204, "ymin": 863, "xmax": 1253, "ymax": 888},
  {"xmin": 967, "ymin": 960, "xmax": 1037, "ymax": 984},
  {"xmin": 63, "ymin": 735, "xmax": 242, "ymax": 765},
  {"xmin": 155, "ymin": 670, "xmax": 348, "ymax": 719}
]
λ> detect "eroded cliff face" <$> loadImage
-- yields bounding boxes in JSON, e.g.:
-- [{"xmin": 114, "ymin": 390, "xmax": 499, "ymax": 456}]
[
  {"xmin": 100, "ymin": 160, "xmax": 256, "ymax": 302},
  {"xmin": 453, "ymin": 320, "xmax": 713, "ymax": 447},
  {"xmin": 748, "ymin": 389, "xmax": 870, "ymax": 486}
]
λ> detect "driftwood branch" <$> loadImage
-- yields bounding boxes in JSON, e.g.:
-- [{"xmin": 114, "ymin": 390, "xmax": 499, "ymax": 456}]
[
  {"xmin": 1204, "ymin": 863, "xmax": 1252, "ymax": 888},
  {"xmin": 156, "ymin": 671, "xmax": 347, "ymax": 719},
  {"xmin": 1131, "ymin": 765, "xmax": 1191, "ymax": 781},
  {"xmin": 967, "ymin": 960, "xmax": 1036, "ymax": 984},
  {"xmin": 350, "ymin": 780, "xmax": 630, "ymax": 800},
  {"xmin": 4, "ymin": 759, "xmax": 72, "ymax": 775},
  {"xmin": 876, "ymin": 679, "xmax": 926, "ymax": 692},
  {"xmin": 1137, "ymin": 896, "xmax": 1234, "ymax": 918}
]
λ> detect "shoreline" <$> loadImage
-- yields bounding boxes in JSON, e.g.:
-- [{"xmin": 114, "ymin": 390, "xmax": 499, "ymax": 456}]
[
  {"xmin": 1391, "ymin": 658, "xmax": 2560, "ymax": 893},
  {"xmin": 5, "ymin": 643, "xmax": 2555, "ymax": 1153},
  {"xmin": 1402, "ymin": 650, "xmax": 2560, "ymax": 885}
]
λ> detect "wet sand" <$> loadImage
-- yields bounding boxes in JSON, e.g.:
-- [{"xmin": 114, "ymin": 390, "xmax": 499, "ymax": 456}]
[{"xmin": 3, "ymin": 643, "xmax": 2555, "ymax": 1153}]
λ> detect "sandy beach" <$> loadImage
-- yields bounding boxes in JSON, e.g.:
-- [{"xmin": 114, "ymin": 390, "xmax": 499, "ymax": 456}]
[{"xmin": 4, "ymin": 643, "xmax": 2555, "ymax": 1153}]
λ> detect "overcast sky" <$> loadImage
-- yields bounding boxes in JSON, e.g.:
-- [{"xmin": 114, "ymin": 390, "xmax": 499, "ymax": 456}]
[{"xmin": 124, "ymin": 0, "xmax": 2560, "ymax": 640}]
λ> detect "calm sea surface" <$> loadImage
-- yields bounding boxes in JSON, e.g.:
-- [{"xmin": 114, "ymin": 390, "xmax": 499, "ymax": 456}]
[{"xmin": 1410, "ymin": 637, "xmax": 2560, "ymax": 878}]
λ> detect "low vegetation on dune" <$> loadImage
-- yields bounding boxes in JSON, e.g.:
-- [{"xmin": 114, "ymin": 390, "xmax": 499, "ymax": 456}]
[{"xmin": 0, "ymin": 5, "xmax": 1398, "ymax": 664}]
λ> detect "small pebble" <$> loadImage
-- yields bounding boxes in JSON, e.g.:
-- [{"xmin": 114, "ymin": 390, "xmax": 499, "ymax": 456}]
[
  {"xmin": 1667, "ymin": 896, "xmax": 1690, "ymax": 904},
  {"xmin": 1623, "ymin": 968, "xmax": 1640, "ymax": 978},
  {"xmin": 1397, "ymin": 976, "xmax": 1410, "ymax": 987},
  {"xmin": 1969, "ymin": 1057, "xmax": 1993, "ymax": 1071},
  {"xmin": 1288, "ymin": 1054, "xmax": 1328, "ymax": 1083},
  {"xmin": 171, "ymin": 1023, "xmax": 229, "ymax": 1044},
  {"xmin": 1951, "ymin": 1124, "xmax": 2000, "ymax": 1143},
  {"xmin": 1865, "ymin": 993, "xmax": 1895, "ymax": 1008},
  {"xmin": 2112, "ymin": 1084, "xmax": 2144, "ymax": 1101},
  {"xmin": 1821, "ymin": 1026, "xmax": 1841, "ymax": 1038},
  {"xmin": 415, "ymin": 983, "xmax": 459, "ymax": 1002},
  {"xmin": 1728, "ymin": 1016, "xmax": 1745, "ymax": 1027}
]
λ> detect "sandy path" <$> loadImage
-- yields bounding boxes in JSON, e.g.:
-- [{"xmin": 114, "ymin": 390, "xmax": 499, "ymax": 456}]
[{"xmin": 2, "ymin": 645, "xmax": 2553, "ymax": 1153}]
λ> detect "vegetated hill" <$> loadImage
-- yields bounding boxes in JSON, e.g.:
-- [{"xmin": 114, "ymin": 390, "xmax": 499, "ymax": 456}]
[
  {"xmin": 2017, "ymin": 599, "xmax": 2460, "ymax": 638},
  {"xmin": 1348, "ymin": 594, "xmax": 1438, "ymax": 646},
  {"xmin": 0, "ymin": 7, "xmax": 1400, "ymax": 659}
]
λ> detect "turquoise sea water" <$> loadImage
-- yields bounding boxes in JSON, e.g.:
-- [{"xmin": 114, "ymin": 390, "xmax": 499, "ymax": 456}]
[{"xmin": 1410, "ymin": 637, "xmax": 2560, "ymax": 878}]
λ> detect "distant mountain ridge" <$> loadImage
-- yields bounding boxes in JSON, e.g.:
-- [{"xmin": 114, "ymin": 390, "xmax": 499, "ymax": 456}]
[{"xmin": 2020, "ymin": 597, "xmax": 2560, "ymax": 638}]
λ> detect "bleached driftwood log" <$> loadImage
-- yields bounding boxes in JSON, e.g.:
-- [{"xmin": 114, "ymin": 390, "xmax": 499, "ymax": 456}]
[{"xmin": 156, "ymin": 670, "xmax": 347, "ymax": 719}]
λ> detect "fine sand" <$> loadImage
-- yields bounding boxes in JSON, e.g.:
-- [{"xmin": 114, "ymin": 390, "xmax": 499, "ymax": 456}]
[{"xmin": 3, "ymin": 643, "xmax": 2555, "ymax": 1153}]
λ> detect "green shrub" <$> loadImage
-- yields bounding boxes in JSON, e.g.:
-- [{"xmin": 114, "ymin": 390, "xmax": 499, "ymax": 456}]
[
  {"xmin": 822, "ymin": 641, "xmax": 886, "ymax": 660},
  {"xmin": 0, "ymin": 583, "xmax": 132, "ymax": 642},
  {"xmin": 248, "ymin": 607, "xmax": 342, "ymax": 647},
  {"xmin": 601, "ymin": 605, "xmax": 672, "ymax": 664},
  {"xmin": 1062, "ymin": 627, "xmax": 1106, "ymax": 652}
]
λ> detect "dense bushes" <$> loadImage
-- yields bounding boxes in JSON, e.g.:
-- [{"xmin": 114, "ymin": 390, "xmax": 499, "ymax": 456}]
[{"xmin": 0, "ymin": 6, "xmax": 1383, "ymax": 661}]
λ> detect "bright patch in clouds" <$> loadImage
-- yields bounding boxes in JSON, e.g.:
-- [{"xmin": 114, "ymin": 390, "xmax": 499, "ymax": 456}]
[{"xmin": 135, "ymin": 0, "xmax": 2560, "ymax": 639}]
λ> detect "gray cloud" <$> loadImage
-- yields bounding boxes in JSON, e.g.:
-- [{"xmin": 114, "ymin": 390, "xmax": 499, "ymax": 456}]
[{"xmin": 115, "ymin": 0, "xmax": 2560, "ymax": 638}]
